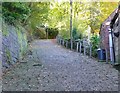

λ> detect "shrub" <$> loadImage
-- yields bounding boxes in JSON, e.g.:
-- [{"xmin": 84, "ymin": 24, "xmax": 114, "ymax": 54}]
[
  {"xmin": 90, "ymin": 34, "xmax": 100, "ymax": 57},
  {"xmin": 72, "ymin": 27, "xmax": 79, "ymax": 40},
  {"xmin": 47, "ymin": 28, "xmax": 59, "ymax": 39}
]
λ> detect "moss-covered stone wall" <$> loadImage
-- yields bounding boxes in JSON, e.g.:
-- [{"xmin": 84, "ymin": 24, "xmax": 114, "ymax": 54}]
[{"xmin": 2, "ymin": 21, "xmax": 28, "ymax": 71}]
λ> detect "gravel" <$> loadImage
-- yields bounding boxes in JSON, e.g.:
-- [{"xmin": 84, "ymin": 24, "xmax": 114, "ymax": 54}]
[{"xmin": 2, "ymin": 39, "xmax": 119, "ymax": 91}]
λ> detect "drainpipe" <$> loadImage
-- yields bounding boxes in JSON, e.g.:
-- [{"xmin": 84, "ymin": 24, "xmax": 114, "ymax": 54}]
[
  {"xmin": 108, "ymin": 28, "xmax": 115, "ymax": 64},
  {"xmin": 112, "ymin": 28, "xmax": 116, "ymax": 64}
]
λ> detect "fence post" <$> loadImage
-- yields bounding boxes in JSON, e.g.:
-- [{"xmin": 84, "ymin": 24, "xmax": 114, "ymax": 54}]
[
  {"xmin": 59, "ymin": 38, "xmax": 61, "ymax": 45},
  {"xmin": 57, "ymin": 37, "xmax": 59, "ymax": 44},
  {"xmin": 89, "ymin": 43, "xmax": 92, "ymax": 57},
  {"xmin": 63, "ymin": 39, "xmax": 64, "ymax": 46},
  {"xmin": 59, "ymin": 38, "xmax": 60, "ymax": 44},
  {"xmin": 76, "ymin": 42, "xmax": 79, "ymax": 52},
  {"xmin": 79, "ymin": 41, "xmax": 82, "ymax": 53},
  {"xmin": 84, "ymin": 47, "xmax": 86, "ymax": 55},
  {"xmin": 57, "ymin": 36, "xmax": 59, "ymax": 44},
  {"xmin": 66, "ymin": 41, "xmax": 68, "ymax": 48},
  {"xmin": 59, "ymin": 37, "xmax": 60, "ymax": 44},
  {"xmin": 60, "ymin": 39, "xmax": 62, "ymax": 45},
  {"xmin": 64, "ymin": 40, "xmax": 65, "ymax": 46},
  {"xmin": 56, "ymin": 36, "xmax": 57, "ymax": 43},
  {"xmin": 71, "ymin": 40, "xmax": 73, "ymax": 50}
]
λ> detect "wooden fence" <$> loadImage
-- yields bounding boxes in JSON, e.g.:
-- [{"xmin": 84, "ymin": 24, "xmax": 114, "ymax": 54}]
[
  {"xmin": 56, "ymin": 36, "xmax": 92, "ymax": 58},
  {"xmin": 56, "ymin": 36, "xmax": 112, "ymax": 64}
]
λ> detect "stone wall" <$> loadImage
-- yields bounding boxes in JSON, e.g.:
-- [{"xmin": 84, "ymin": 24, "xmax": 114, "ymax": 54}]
[
  {"xmin": 100, "ymin": 9, "xmax": 116, "ymax": 50},
  {"xmin": 118, "ymin": 14, "xmax": 120, "ymax": 63},
  {"xmin": 0, "ymin": 20, "xmax": 2, "ymax": 79},
  {"xmin": 100, "ymin": 9, "xmax": 120, "ymax": 63},
  {"xmin": 2, "ymin": 21, "xmax": 28, "ymax": 72},
  {"xmin": 113, "ymin": 25, "xmax": 119, "ymax": 63}
]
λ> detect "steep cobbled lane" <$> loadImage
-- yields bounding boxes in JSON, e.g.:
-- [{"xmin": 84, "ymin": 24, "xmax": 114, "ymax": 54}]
[{"xmin": 2, "ymin": 39, "xmax": 119, "ymax": 91}]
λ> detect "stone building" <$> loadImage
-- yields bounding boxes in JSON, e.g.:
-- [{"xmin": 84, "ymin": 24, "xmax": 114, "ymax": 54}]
[
  {"xmin": 100, "ymin": 9, "xmax": 120, "ymax": 64},
  {"xmin": 118, "ymin": 14, "xmax": 120, "ymax": 63}
]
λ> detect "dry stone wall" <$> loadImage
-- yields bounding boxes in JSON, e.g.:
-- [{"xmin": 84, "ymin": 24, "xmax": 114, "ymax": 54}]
[{"xmin": 2, "ymin": 21, "xmax": 28, "ymax": 72}]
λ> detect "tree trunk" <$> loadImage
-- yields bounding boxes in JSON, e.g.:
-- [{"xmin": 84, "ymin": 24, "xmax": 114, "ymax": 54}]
[{"xmin": 70, "ymin": 0, "xmax": 73, "ymax": 50}]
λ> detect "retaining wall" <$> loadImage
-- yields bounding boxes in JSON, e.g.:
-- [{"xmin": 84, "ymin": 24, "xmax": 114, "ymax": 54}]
[{"xmin": 2, "ymin": 21, "xmax": 28, "ymax": 72}]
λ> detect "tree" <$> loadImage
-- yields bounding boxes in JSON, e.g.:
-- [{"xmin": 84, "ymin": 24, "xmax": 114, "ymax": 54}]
[
  {"xmin": 2, "ymin": 2, "xmax": 31, "ymax": 25},
  {"xmin": 2, "ymin": 2, "xmax": 118, "ymax": 39}
]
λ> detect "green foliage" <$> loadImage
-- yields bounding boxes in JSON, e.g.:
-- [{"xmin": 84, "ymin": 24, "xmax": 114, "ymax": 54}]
[
  {"xmin": 28, "ymin": 2, "xmax": 50, "ymax": 30},
  {"xmin": 48, "ymin": 2, "xmax": 70, "ymax": 28},
  {"xmin": 72, "ymin": 27, "xmax": 79, "ymax": 40},
  {"xmin": 16, "ymin": 26, "xmax": 28, "ymax": 57},
  {"xmin": 90, "ymin": 34, "xmax": 100, "ymax": 57},
  {"xmin": 5, "ymin": 47, "xmax": 12, "ymax": 65},
  {"xmin": 47, "ymin": 28, "xmax": 59, "ymax": 39},
  {"xmin": 2, "ymin": 2, "xmax": 118, "ymax": 42},
  {"xmin": 78, "ymin": 32, "xmax": 83, "ymax": 39},
  {"xmin": 60, "ymin": 30, "xmax": 70, "ymax": 39},
  {"xmin": 16, "ymin": 27, "xmax": 23, "ymax": 54},
  {"xmin": 2, "ymin": 22, "xmax": 9, "ymax": 36},
  {"xmin": 2, "ymin": 2, "xmax": 31, "ymax": 25},
  {"xmin": 32, "ymin": 27, "xmax": 58, "ymax": 39},
  {"xmin": 33, "ymin": 28, "xmax": 46, "ymax": 39}
]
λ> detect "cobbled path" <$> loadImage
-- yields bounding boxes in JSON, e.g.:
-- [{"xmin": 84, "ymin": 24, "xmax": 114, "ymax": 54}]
[{"xmin": 2, "ymin": 40, "xmax": 119, "ymax": 91}]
